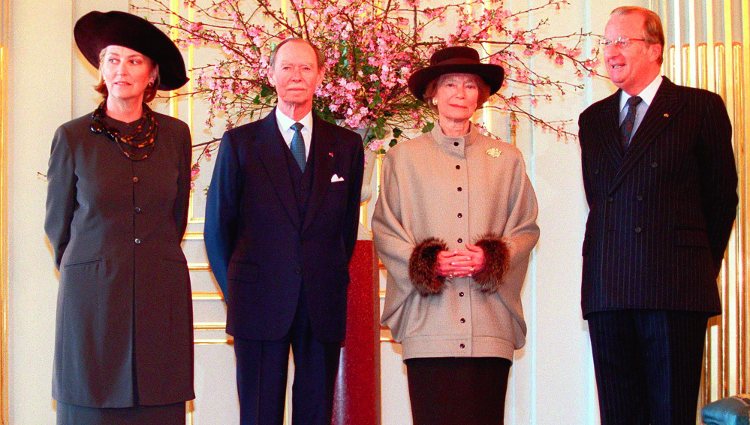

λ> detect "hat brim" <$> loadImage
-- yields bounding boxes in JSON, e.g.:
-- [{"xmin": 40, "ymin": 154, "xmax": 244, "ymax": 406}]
[
  {"xmin": 408, "ymin": 63, "xmax": 505, "ymax": 102},
  {"xmin": 74, "ymin": 11, "xmax": 188, "ymax": 91}
]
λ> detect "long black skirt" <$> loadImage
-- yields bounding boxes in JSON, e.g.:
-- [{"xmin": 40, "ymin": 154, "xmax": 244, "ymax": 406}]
[
  {"xmin": 56, "ymin": 401, "xmax": 185, "ymax": 425},
  {"xmin": 405, "ymin": 357, "xmax": 512, "ymax": 425}
]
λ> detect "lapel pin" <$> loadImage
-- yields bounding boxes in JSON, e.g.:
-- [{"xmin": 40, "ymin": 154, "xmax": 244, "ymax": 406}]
[
  {"xmin": 328, "ymin": 152, "xmax": 334, "ymax": 158},
  {"xmin": 663, "ymin": 113, "xmax": 669, "ymax": 118},
  {"xmin": 486, "ymin": 148, "xmax": 502, "ymax": 158}
]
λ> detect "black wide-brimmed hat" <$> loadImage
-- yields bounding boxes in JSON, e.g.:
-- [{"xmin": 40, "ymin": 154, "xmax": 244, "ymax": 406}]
[
  {"xmin": 74, "ymin": 10, "xmax": 188, "ymax": 91},
  {"xmin": 408, "ymin": 46, "xmax": 505, "ymax": 102}
]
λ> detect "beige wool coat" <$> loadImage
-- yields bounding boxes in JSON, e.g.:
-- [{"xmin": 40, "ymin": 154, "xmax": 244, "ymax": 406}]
[{"xmin": 372, "ymin": 125, "xmax": 539, "ymax": 360}]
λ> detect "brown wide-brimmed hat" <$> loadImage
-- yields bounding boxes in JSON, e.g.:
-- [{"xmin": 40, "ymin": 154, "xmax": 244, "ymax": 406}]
[
  {"xmin": 408, "ymin": 46, "xmax": 505, "ymax": 102},
  {"xmin": 74, "ymin": 10, "xmax": 188, "ymax": 91}
]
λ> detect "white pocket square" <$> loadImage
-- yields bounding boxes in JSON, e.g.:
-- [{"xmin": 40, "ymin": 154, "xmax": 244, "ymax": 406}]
[{"xmin": 330, "ymin": 174, "xmax": 345, "ymax": 182}]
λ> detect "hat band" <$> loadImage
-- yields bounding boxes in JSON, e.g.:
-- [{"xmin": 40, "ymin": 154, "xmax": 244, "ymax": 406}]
[{"xmin": 431, "ymin": 58, "xmax": 483, "ymax": 66}]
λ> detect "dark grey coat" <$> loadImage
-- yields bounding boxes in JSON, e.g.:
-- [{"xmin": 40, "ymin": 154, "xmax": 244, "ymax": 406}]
[{"xmin": 44, "ymin": 111, "xmax": 195, "ymax": 408}]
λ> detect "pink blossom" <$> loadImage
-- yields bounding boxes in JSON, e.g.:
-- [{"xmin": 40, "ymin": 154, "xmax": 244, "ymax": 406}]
[
  {"xmin": 136, "ymin": 0, "xmax": 598, "ymax": 159},
  {"xmin": 368, "ymin": 139, "xmax": 385, "ymax": 151}
]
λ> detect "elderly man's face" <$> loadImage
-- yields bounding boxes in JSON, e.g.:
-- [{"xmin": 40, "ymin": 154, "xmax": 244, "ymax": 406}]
[
  {"xmin": 268, "ymin": 40, "xmax": 324, "ymax": 113},
  {"xmin": 603, "ymin": 13, "xmax": 662, "ymax": 95}
]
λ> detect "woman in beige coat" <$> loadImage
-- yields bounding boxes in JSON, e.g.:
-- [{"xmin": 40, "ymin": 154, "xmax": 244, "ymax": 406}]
[{"xmin": 372, "ymin": 46, "xmax": 539, "ymax": 425}]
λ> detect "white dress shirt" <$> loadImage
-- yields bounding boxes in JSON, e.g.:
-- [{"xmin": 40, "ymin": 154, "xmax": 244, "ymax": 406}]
[{"xmin": 275, "ymin": 108, "xmax": 313, "ymax": 160}]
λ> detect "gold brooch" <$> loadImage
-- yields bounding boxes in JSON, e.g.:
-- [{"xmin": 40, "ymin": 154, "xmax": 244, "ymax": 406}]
[
  {"xmin": 486, "ymin": 148, "xmax": 502, "ymax": 158},
  {"xmin": 663, "ymin": 113, "xmax": 669, "ymax": 118}
]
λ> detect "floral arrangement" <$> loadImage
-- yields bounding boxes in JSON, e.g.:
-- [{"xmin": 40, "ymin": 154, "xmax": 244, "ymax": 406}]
[{"xmin": 134, "ymin": 0, "xmax": 598, "ymax": 169}]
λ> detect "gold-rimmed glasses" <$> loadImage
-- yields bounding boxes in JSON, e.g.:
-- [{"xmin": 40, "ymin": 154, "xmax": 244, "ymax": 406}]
[{"xmin": 600, "ymin": 36, "xmax": 648, "ymax": 49}]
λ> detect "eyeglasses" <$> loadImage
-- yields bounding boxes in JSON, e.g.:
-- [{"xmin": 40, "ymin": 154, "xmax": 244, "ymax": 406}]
[{"xmin": 600, "ymin": 36, "xmax": 648, "ymax": 49}]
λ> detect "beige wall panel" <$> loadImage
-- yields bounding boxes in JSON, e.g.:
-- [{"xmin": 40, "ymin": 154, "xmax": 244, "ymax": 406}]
[{"xmin": 8, "ymin": 0, "xmax": 72, "ymax": 423}]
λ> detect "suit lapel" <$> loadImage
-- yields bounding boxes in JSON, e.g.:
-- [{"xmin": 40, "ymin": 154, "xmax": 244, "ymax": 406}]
[
  {"xmin": 256, "ymin": 110, "xmax": 302, "ymax": 229},
  {"xmin": 302, "ymin": 116, "xmax": 334, "ymax": 233},
  {"xmin": 601, "ymin": 92, "xmax": 625, "ymax": 167},
  {"xmin": 609, "ymin": 78, "xmax": 683, "ymax": 193}
]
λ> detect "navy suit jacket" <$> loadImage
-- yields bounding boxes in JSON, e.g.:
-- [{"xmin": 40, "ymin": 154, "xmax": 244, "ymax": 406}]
[
  {"xmin": 204, "ymin": 109, "xmax": 364, "ymax": 342},
  {"xmin": 578, "ymin": 77, "xmax": 737, "ymax": 318}
]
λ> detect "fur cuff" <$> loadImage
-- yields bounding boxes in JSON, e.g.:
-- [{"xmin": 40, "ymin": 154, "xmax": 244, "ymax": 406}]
[
  {"xmin": 409, "ymin": 238, "xmax": 448, "ymax": 295},
  {"xmin": 473, "ymin": 234, "xmax": 510, "ymax": 293}
]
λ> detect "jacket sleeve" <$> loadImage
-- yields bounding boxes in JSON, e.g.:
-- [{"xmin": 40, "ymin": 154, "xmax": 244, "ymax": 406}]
[
  {"xmin": 173, "ymin": 121, "xmax": 193, "ymax": 240},
  {"xmin": 697, "ymin": 92, "xmax": 738, "ymax": 270},
  {"xmin": 204, "ymin": 131, "xmax": 241, "ymax": 296},
  {"xmin": 343, "ymin": 134, "xmax": 365, "ymax": 262},
  {"xmin": 493, "ymin": 153, "xmax": 540, "ymax": 299},
  {"xmin": 372, "ymin": 152, "xmax": 421, "ymax": 325},
  {"xmin": 44, "ymin": 125, "xmax": 77, "ymax": 270}
]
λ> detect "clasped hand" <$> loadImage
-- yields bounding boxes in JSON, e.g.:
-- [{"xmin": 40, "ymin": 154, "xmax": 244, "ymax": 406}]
[{"xmin": 435, "ymin": 243, "xmax": 485, "ymax": 279}]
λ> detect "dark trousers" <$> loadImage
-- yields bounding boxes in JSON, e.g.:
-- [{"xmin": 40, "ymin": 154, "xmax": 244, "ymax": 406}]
[
  {"xmin": 587, "ymin": 310, "xmax": 710, "ymax": 425},
  {"xmin": 405, "ymin": 357, "xmax": 512, "ymax": 425},
  {"xmin": 233, "ymin": 295, "xmax": 341, "ymax": 425}
]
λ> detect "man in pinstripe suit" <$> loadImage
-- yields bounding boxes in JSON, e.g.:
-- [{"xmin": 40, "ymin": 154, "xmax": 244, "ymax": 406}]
[{"xmin": 578, "ymin": 6, "xmax": 738, "ymax": 424}]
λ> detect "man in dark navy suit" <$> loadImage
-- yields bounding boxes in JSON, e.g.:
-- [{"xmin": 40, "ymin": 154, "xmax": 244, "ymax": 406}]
[
  {"xmin": 578, "ymin": 6, "xmax": 737, "ymax": 424},
  {"xmin": 204, "ymin": 38, "xmax": 364, "ymax": 425}
]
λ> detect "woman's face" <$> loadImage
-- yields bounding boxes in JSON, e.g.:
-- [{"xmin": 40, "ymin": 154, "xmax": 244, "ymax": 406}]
[
  {"xmin": 434, "ymin": 73, "xmax": 480, "ymax": 123},
  {"xmin": 101, "ymin": 45, "xmax": 156, "ymax": 104}
]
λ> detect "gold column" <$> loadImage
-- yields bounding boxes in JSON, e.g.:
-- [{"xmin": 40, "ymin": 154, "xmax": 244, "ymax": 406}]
[
  {"xmin": 740, "ymin": 0, "xmax": 750, "ymax": 395},
  {"xmin": 0, "ymin": 0, "xmax": 9, "ymax": 422},
  {"xmin": 660, "ymin": 0, "xmax": 749, "ymax": 416}
]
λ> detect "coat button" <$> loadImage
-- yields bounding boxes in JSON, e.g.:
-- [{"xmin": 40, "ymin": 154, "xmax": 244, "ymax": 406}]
[
  {"xmin": 453, "ymin": 142, "xmax": 459, "ymax": 146},
  {"xmin": 636, "ymin": 195, "xmax": 643, "ymax": 201},
  {"xmin": 607, "ymin": 196, "xmax": 614, "ymax": 202},
  {"xmin": 134, "ymin": 238, "xmax": 142, "ymax": 244},
  {"xmin": 459, "ymin": 343, "xmax": 465, "ymax": 349},
  {"xmin": 457, "ymin": 238, "xmax": 463, "ymax": 243},
  {"xmin": 457, "ymin": 213, "xmax": 462, "ymax": 218},
  {"xmin": 132, "ymin": 176, "xmax": 139, "ymax": 183},
  {"xmin": 459, "ymin": 292, "xmax": 464, "ymax": 297},
  {"xmin": 593, "ymin": 169, "xmax": 600, "ymax": 175},
  {"xmin": 455, "ymin": 165, "xmax": 460, "ymax": 170},
  {"xmin": 134, "ymin": 207, "xmax": 142, "ymax": 213},
  {"xmin": 460, "ymin": 318, "xmax": 466, "ymax": 323},
  {"xmin": 294, "ymin": 267, "xmax": 302, "ymax": 275},
  {"xmin": 651, "ymin": 162, "xmax": 658, "ymax": 168},
  {"xmin": 457, "ymin": 187, "xmax": 462, "ymax": 192},
  {"xmin": 634, "ymin": 227, "xmax": 642, "ymax": 233}
]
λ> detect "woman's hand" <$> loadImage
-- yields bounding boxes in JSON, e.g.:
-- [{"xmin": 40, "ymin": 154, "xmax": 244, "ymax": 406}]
[{"xmin": 436, "ymin": 244, "xmax": 485, "ymax": 278}]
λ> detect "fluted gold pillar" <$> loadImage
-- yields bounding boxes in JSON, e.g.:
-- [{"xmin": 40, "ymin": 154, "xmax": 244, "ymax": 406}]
[
  {"xmin": 653, "ymin": 0, "xmax": 749, "ymax": 416},
  {"xmin": 0, "ymin": 0, "xmax": 9, "ymax": 423}
]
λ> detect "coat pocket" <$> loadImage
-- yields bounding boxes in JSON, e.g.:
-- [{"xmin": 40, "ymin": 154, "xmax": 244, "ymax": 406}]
[
  {"xmin": 227, "ymin": 261, "xmax": 259, "ymax": 283},
  {"xmin": 63, "ymin": 257, "xmax": 102, "ymax": 269},
  {"xmin": 328, "ymin": 181, "xmax": 347, "ymax": 192}
]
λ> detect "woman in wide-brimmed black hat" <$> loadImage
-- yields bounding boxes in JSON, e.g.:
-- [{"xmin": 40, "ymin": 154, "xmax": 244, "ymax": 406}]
[
  {"xmin": 45, "ymin": 10, "xmax": 194, "ymax": 425},
  {"xmin": 373, "ymin": 46, "xmax": 540, "ymax": 425}
]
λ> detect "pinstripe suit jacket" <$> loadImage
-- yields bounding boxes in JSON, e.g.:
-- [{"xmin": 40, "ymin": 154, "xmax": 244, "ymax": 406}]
[{"xmin": 578, "ymin": 77, "xmax": 737, "ymax": 318}]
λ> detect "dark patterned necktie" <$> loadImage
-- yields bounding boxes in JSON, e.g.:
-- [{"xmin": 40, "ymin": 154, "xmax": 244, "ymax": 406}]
[
  {"xmin": 290, "ymin": 122, "xmax": 306, "ymax": 172},
  {"xmin": 620, "ymin": 96, "xmax": 642, "ymax": 149}
]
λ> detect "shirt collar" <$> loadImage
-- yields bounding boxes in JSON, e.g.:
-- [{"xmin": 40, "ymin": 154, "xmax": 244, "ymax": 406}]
[
  {"xmin": 275, "ymin": 108, "xmax": 314, "ymax": 134},
  {"xmin": 619, "ymin": 75, "xmax": 662, "ymax": 112}
]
